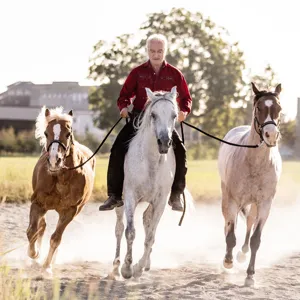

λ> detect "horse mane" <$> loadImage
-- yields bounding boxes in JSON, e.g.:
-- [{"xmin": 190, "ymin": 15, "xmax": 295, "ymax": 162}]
[
  {"xmin": 35, "ymin": 106, "xmax": 73, "ymax": 146},
  {"xmin": 133, "ymin": 90, "xmax": 178, "ymax": 133}
]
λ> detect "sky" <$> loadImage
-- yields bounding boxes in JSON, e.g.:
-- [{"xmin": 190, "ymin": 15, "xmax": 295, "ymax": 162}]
[{"xmin": 0, "ymin": 0, "xmax": 299, "ymax": 119}]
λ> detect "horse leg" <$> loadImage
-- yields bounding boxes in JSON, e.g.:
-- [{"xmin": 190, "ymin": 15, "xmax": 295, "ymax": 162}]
[
  {"xmin": 237, "ymin": 204, "xmax": 257, "ymax": 263},
  {"xmin": 133, "ymin": 201, "xmax": 165, "ymax": 278},
  {"xmin": 121, "ymin": 197, "xmax": 137, "ymax": 279},
  {"xmin": 43, "ymin": 206, "xmax": 77, "ymax": 272},
  {"xmin": 222, "ymin": 194, "xmax": 238, "ymax": 269},
  {"xmin": 110, "ymin": 206, "xmax": 124, "ymax": 278},
  {"xmin": 26, "ymin": 202, "xmax": 46, "ymax": 259},
  {"xmin": 245, "ymin": 200, "xmax": 272, "ymax": 286}
]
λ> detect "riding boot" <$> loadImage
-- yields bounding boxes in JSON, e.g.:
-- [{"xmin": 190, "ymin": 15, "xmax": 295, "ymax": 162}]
[{"xmin": 99, "ymin": 195, "xmax": 123, "ymax": 211}]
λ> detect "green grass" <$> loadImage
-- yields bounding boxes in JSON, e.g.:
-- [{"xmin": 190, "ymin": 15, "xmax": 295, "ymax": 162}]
[{"xmin": 0, "ymin": 156, "xmax": 299, "ymax": 203}]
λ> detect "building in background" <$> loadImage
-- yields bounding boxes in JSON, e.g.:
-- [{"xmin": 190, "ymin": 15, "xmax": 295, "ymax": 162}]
[{"xmin": 0, "ymin": 81, "xmax": 103, "ymax": 139}]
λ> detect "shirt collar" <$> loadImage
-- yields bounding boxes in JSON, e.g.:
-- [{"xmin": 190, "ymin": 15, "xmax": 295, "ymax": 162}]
[{"xmin": 144, "ymin": 60, "xmax": 168, "ymax": 69}]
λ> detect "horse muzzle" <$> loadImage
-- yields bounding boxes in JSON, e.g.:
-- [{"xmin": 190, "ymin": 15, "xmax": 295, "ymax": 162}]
[{"xmin": 157, "ymin": 137, "xmax": 172, "ymax": 154}]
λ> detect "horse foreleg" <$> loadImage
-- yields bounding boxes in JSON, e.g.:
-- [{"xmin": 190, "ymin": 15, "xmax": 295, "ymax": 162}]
[
  {"xmin": 237, "ymin": 204, "xmax": 257, "ymax": 263},
  {"xmin": 222, "ymin": 197, "xmax": 238, "ymax": 269},
  {"xmin": 133, "ymin": 201, "xmax": 164, "ymax": 278},
  {"xmin": 110, "ymin": 206, "xmax": 124, "ymax": 278},
  {"xmin": 27, "ymin": 202, "xmax": 46, "ymax": 259},
  {"xmin": 245, "ymin": 200, "xmax": 272, "ymax": 286},
  {"xmin": 121, "ymin": 198, "xmax": 137, "ymax": 279},
  {"xmin": 43, "ymin": 206, "xmax": 77, "ymax": 272}
]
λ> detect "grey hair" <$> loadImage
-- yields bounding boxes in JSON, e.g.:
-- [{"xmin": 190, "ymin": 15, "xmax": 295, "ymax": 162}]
[{"xmin": 146, "ymin": 34, "xmax": 168, "ymax": 52}]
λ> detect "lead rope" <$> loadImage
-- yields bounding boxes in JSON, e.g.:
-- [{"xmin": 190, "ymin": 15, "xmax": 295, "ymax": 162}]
[{"xmin": 178, "ymin": 122, "xmax": 186, "ymax": 226}]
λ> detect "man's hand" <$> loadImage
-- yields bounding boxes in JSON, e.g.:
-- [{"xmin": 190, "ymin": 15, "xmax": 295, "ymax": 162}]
[
  {"xmin": 120, "ymin": 107, "xmax": 129, "ymax": 118},
  {"xmin": 178, "ymin": 111, "xmax": 187, "ymax": 122}
]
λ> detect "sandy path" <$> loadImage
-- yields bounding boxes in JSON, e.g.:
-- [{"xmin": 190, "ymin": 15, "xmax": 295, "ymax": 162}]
[{"xmin": 1, "ymin": 201, "xmax": 300, "ymax": 299}]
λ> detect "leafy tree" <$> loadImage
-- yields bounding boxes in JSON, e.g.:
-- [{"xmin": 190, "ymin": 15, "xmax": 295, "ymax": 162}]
[{"xmin": 89, "ymin": 7, "xmax": 246, "ymax": 143}]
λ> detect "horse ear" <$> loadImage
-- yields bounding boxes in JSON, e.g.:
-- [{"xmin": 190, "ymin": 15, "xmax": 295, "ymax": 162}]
[
  {"xmin": 68, "ymin": 110, "xmax": 73, "ymax": 116},
  {"xmin": 145, "ymin": 88, "xmax": 154, "ymax": 100},
  {"xmin": 170, "ymin": 86, "xmax": 177, "ymax": 95},
  {"xmin": 251, "ymin": 82, "xmax": 260, "ymax": 95},
  {"xmin": 275, "ymin": 84, "xmax": 282, "ymax": 94},
  {"xmin": 45, "ymin": 108, "xmax": 50, "ymax": 117}
]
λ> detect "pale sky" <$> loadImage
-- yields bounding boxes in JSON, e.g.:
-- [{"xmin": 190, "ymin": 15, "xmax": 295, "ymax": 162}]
[{"xmin": 0, "ymin": 0, "xmax": 299, "ymax": 119}]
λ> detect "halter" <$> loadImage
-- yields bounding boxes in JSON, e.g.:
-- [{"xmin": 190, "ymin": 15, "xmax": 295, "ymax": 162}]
[
  {"xmin": 253, "ymin": 92, "xmax": 281, "ymax": 147},
  {"xmin": 46, "ymin": 129, "xmax": 74, "ymax": 155}
]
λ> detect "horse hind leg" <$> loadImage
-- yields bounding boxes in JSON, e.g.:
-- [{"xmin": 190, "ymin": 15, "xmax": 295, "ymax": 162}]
[
  {"xmin": 133, "ymin": 201, "xmax": 164, "ymax": 279},
  {"xmin": 43, "ymin": 206, "xmax": 77, "ymax": 273},
  {"xmin": 26, "ymin": 203, "xmax": 46, "ymax": 259},
  {"xmin": 109, "ymin": 206, "xmax": 124, "ymax": 279},
  {"xmin": 222, "ymin": 197, "xmax": 238, "ymax": 269},
  {"xmin": 237, "ymin": 204, "xmax": 257, "ymax": 263}
]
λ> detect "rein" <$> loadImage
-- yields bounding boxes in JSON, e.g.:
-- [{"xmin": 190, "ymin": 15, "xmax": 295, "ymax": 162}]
[
  {"xmin": 182, "ymin": 121, "xmax": 264, "ymax": 148},
  {"xmin": 67, "ymin": 117, "xmax": 123, "ymax": 170}
]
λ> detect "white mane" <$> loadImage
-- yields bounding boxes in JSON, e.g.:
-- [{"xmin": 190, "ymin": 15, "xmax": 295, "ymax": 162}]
[{"xmin": 35, "ymin": 106, "xmax": 73, "ymax": 146}]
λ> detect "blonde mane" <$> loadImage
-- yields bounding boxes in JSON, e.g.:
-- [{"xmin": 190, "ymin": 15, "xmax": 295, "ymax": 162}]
[{"xmin": 35, "ymin": 106, "xmax": 73, "ymax": 146}]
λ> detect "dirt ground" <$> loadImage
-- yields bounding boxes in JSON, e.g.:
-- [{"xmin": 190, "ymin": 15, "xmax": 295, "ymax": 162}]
[{"xmin": 1, "ymin": 201, "xmax": 300, "ymax": 299}]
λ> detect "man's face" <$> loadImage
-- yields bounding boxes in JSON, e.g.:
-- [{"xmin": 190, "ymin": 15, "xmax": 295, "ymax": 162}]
[{"xmin": 147, "ymin": 40, "xmax": 166, "ymax": 68}]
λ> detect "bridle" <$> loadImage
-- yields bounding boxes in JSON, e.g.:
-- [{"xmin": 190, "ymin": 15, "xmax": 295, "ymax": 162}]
[
  {"xmin": 46, "ymin": 129, "xmax": 74, "ymax": 159},
  {"xmin": 253, "ymin": 92, "xmax": 281, "ymax": 147}
]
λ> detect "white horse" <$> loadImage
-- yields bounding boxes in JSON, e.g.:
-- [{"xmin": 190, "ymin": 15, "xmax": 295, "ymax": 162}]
[
  {"xmin": 110, "ymin": 86, "xmax": 183, "ymax": 279},
  {"xmin": 218, "ymin": 82, "xmax": 282, "ymax": 286}
]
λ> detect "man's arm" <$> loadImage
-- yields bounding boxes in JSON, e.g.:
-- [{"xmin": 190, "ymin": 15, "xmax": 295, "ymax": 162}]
[
  {"xmin": 176, "ymin": 72, "xmax": 192, "ymax": 121},
  {"xmin": 117, "ymin": 69, "xmax": 138, "ymax": 112}
]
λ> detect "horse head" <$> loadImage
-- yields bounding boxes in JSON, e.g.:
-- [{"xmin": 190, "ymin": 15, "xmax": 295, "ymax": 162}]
[
  {"xmin": 35, "ymin": 106, "xmax": 74, "ymax": 172},
  {"xmin": 251, "ymin": 82, "xmax": 282, "ymax": 147},
  {"xmin": 145, "ymin": 86, "xmax": 178, "ymax": 154}
]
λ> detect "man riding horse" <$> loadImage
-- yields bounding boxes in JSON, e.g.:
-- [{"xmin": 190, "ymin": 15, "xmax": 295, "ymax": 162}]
[{"xmin": 99, "ymin": 33, "xmax": 192, "ymax": 212}]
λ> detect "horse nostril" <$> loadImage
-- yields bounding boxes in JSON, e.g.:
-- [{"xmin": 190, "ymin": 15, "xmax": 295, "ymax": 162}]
[{"xmin": 265, "ymin": 132, "xmax": 270, "ymax": 138}]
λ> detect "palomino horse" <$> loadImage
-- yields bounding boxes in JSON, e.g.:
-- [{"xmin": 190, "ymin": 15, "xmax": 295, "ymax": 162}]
[
  {"xmin": 111, "ymin": 86, "xmax": 185, "ymax": 279},
  {"xmin": 218, "ymin": 82, "xmax": 282, "ymax": 285},
  {"xmin": 26, "ymin": 106, "xmax": 96, "ymax": 273}
]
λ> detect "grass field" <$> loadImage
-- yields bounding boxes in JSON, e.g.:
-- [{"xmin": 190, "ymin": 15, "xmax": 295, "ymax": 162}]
[{"xmin": 0, "ymin": 156, "xmax": 299, "ymax": 204}]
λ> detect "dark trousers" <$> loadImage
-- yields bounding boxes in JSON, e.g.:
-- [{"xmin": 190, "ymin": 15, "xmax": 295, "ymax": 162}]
[{"xmin": 107, "ymin": 115, "xmax": 187, "ymax": 197}]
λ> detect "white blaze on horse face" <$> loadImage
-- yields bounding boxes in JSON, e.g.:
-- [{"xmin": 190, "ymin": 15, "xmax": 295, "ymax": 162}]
[
  {"xmin": 263, "ymin": 99, "xmax": 279, "ymax": 145},
  {"xmin": 49, "ymin": 124, "xmax": 61, "ymax": 167}
]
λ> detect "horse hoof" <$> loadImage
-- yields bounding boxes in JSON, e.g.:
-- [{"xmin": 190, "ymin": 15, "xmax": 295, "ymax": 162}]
[
  {"xmin": 244, "ymin": 275, "xmax": 255, "ymax": 287},
  {"xmin": 223, "ymin": 259, "xmax": 233, "ymax": 269},
  {"xmin": 236, "ymin": 250, "xmax": 247, "ymax": 263},
  {"xmin": 133, "ymin": 264, "xmax": 143, "ymax": 278},
  {"xmin": 121, "ymin": 264, "xmax": 133, "ymax": 279},
  {"xmin": 145, "ymin": 266, "xmax": 150, "ymax": 272},
  {"xmin": 28, "ymin": 246, "xmax": 39, "ymax": 259}
]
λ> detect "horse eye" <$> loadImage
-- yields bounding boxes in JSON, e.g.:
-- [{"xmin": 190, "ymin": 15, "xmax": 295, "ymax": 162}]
[
  {"xmin": 151, "ymin": 113, "xmax": 156, "ymax": 120},
  {"xmin": 66, "ymin": 132, "xmax": 71, "ymax": 139},
  {"xmin": 44, "ymin": 131, "xmax": 48, "ymax": 138}
]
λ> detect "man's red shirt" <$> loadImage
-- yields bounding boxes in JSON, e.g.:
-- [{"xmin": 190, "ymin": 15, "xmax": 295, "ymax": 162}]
[{"xmin": 117, "ymin": 60, "xmax": 192, "ymax": 113}]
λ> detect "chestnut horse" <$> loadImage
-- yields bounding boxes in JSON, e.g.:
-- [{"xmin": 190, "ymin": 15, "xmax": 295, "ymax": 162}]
[{"xmin": 26, "ymin": 106, "xmax": 96, "ymax": 273}]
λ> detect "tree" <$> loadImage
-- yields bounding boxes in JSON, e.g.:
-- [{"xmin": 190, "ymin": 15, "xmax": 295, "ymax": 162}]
[{"xmin": 89, "ymin": 7, "xmax": 246, "ymax": 143}]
